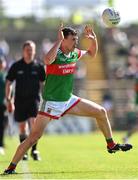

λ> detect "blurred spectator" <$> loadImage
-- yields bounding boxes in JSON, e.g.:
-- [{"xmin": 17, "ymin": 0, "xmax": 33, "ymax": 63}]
[
  {"xmin": 0, "ymin": 39, "xmax": 10, "ymax": 56},
  {"xmin": 125, "ymin": 44, "xmax": 138, "ymax": 79},
  {"xmin": 122, "ymin": 103, "xmax": 137, "ymax": 143},
  {"xmin": 114, "ymin": 66, "xmax": 125, "ymax": 79},
  {"xmin": 0, "ymin": 56, "xmax": 7, "ymax": 155},
  {"xmin": 102, "ymin": 91, "xmax": 113, "ymax": 111},
  {"xmin": 123, "ymin": 46, "xmax": 138, "ymax": 142},
  {"xmin": 102, "ymin": 90, "xmax": 113, "ymax": 125}
]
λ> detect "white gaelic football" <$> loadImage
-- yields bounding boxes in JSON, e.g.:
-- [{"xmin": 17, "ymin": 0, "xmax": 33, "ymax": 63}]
[{"xmin": 102, "ymin": 8, "xmax": 120, "ymax": 28}]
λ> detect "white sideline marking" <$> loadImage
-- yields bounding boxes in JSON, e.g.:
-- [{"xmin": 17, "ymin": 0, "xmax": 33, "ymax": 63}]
[{"xmin": 21, "ymin": 161, "xmax": 32, "ymax": 180}]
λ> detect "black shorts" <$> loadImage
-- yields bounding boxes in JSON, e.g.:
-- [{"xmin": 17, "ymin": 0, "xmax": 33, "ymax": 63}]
[{"xmin": 14, "ymin": 100, "xmax": 39, "ymax": 122}]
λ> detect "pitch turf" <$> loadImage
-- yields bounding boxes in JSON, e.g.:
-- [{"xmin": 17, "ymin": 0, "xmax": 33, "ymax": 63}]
[{"xmin": 0, "ymin": 132, "xmax": 138, "ymax": 179}]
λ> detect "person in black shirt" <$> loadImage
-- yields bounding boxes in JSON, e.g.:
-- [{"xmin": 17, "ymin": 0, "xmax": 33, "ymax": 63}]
[{"xmin": 5, "ymin": 40, "xmax": 45, "ymax": 160}]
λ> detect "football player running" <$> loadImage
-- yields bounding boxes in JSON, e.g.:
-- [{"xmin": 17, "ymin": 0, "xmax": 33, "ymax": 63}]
[{"xmin": 3, "ymin": 23, "xmax": 132, "ymax": 175}]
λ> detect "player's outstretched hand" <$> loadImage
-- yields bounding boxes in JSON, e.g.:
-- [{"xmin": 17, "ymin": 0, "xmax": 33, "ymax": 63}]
[{"xmin": 84, "ymin": 25, "xmax": 96, "ymax": 40}]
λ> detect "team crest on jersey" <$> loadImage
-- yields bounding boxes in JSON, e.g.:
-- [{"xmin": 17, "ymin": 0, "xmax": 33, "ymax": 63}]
[{"xmin": 47, "ymin": 107, "xmax": 52, "ymax": 113}]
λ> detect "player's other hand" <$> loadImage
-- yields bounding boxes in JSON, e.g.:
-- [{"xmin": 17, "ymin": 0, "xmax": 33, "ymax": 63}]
[
  {"xmin": 84, "ymin": 25, "xmax": 96, "ymax": 40},
  {"xmin": 7, "ymin": 100, "xmax": 15, "ymax": 113},
  {"xmin": 58, "ymin": 22, "xmax": 64, "ymax": 42}
]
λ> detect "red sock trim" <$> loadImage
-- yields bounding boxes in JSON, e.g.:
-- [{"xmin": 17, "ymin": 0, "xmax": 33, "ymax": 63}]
[
  {"xmin": 8, "ymin": 163, "xmax": 16, "ymax": 170},
  {"xmin": 107, "ymin": 142, "xmax": 116, "ymax": 149}
]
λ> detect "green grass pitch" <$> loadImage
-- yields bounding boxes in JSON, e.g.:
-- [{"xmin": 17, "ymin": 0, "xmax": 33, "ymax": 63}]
[{"xmin": 0, "ymin": 132, "xmax": 138, "ymax": 179}]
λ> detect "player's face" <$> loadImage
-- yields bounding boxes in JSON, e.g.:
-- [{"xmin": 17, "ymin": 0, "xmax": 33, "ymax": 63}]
[
  {"xmin": 23, "ymin": 43, "xmax": 36, "ymax": 62},
  {"xmin": 64, "ymin": 35, "xmax": 78, "ymax": 51}
]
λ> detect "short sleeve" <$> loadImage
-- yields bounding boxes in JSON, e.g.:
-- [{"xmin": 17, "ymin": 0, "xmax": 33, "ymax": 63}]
[
  {"xmin": 6, "ymin": 63, "xmax": 17, "ymax": 82},
  {"xmin": 75, "ymin": 48, "xmax": 87, "ymax": 60}
]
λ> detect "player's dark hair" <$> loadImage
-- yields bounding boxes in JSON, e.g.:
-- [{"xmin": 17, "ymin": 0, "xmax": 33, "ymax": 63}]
[
  {"xmin": 62, "ymin": 27, "xmax": 77, "ymax": 38},
  {"xmin": 22, "ymin": 40, "xmax": 36, "ymax": 49}
]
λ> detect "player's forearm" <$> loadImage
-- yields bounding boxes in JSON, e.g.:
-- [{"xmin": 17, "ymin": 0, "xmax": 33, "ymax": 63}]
[
  {"xmin": 5, "ymin": 80, "xmax": 13, "ymax": 101},
  {"xmin": 87, "ymin": 36, "xmax": 98, "ymax": 58},
  {"xmin": 44, "ymin": 40, "xmax": 62, "ymax": 65}
]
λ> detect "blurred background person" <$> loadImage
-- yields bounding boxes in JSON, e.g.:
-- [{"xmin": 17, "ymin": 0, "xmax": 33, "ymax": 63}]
[
  {"xmin": 102, "ymin": 90, "xmax": 113, "ymax": 125},
  {"xmin": 5, "ymin": 40, "xmax": 45, "ymax": 160},
  {"xmin": 0, "ymin": 56, "xmax": 7, "ymax": 155},
  {"xmin": 125, "ymin": 44, "xmax": 138, "ymax": 79},
  {"xmin": 122, "ymin": 103, "xmax": 137, "ymax": 143},
  {"xmin": 123, "ymin": 70, "xmax": 138, "ymax": 143},
  {"xmin": 122, "ymin": 44, "xmax": 138, "ymax": 143}
]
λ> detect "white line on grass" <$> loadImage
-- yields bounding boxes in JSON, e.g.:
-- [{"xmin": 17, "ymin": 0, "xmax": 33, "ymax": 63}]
[{"xmin": 21, "ymin": 161, "xmax": 32, "ymax": 180}]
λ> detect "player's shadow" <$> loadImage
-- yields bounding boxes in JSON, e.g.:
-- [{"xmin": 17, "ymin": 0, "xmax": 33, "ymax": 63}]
[
  {"xmin": 2, "ymin": 169, "xmax": 133, "ymax": 176},
  {"xmin": 7, "ymin": 170, "xmax": 96, "ymax": 175}
]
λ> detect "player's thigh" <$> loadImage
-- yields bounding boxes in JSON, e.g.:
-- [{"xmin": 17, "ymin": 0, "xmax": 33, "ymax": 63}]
[{"xmin": 67, "ymin": 98, "xmax": 105, "ymax": 118}]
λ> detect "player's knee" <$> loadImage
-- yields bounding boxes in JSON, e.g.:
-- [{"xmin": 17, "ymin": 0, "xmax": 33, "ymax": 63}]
[{"xmin": 97, "ymin": 106, "xmax": 107, "ymax": 119}]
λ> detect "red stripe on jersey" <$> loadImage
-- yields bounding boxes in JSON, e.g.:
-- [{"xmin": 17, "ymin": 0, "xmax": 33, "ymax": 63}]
[{"xmin": 46, "ymin": 63, "xmax": 76, "ymax": 75}]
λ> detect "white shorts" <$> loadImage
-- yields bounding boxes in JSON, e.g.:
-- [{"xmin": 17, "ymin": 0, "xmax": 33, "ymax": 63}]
[{"xmin": 38, "ymin": 95, "xmax": 81, "ymax": 119}]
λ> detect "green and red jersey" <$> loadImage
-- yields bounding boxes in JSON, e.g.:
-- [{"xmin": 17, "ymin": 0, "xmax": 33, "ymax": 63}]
[{"xmin": 42, "ymin": 48, "xmax": 85, "ymax": 101}]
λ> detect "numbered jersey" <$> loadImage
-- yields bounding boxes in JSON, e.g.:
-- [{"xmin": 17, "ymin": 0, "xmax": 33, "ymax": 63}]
[{"xmin": 42, "ymin": 48, "xmax": 85, "ymax": 101}]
